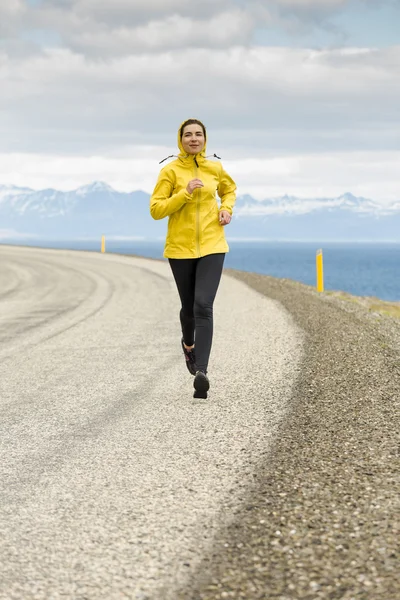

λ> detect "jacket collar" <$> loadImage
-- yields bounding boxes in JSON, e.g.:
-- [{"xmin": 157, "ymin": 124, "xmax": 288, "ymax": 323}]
[{"xmin": 177, "ymin": 151, "xmax": 206, "ymax": 166}]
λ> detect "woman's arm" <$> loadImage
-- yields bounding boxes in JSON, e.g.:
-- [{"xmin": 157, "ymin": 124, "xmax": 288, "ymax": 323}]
[
  {"xmin": 150, "ymin": 169, "xmax": 191, "ymax": 220},
  {"xmin": 217, "ymin": 164, "xmax": 236, "ymax": 215}
]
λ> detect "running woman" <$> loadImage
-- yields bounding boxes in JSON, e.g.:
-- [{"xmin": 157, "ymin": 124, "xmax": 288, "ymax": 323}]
[{"xmin": 150, "ymin": 119, "xmax": 236, "ymax": 398}]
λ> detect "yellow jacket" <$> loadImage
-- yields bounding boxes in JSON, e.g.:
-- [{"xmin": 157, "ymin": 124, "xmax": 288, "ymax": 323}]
[{"xmin": 150, "ymin": 123, "xmax": 236, "ymax": 259}]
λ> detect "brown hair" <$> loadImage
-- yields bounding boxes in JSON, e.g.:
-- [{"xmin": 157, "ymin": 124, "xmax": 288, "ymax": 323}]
[{"xmin": 180, "ymin": 119, "xmax": 206, "ymax": 140}]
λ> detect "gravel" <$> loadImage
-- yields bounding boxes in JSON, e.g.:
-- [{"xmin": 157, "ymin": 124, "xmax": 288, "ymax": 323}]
[{"xmin": 179, "ymin": 271, "xmax": 400, "ymax": 600}]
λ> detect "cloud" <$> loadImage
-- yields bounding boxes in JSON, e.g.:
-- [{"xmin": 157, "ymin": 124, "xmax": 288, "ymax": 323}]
[
  {"xmin": 70, "ymin": 0, "xmax": 233, "ymax": 23},
  {"xmin": 271, "ymin": 0, "xmax": 380, "ymax": 21},
  {"xmin": 228, "ymin": 151, "xmax": 400, "ymax": 203},
  {"xmin": 64, "ymin": 10, "xmax": 254, "ymax": 55},
  {"xmin": 249, "ymin": 0, "xmax": 392, "ymax": 40},
  {"xmin": 1, "ymin": 45, "xmax": 399, "ymax": 155},
  {"xmin": 0, "ymin": 1, "xmax": 26, "ymax": 37},
  {"xmin": 4, "ymin": 0, "xmax": 393, "ymax": 58},
  {"xmin": 274, "ymin": 0, "xmax": 349, "ymax": 13},
  {"xmin": 0, "ymin": 0, "xmax": 25, "ymax": 18},
  {"xmin": 23, "ymin": 2, "xmax": 253, "ymax": 57},
  {"xmin": 0, "ymin": 149, "xmax": 399, "ymax": 204},
  {"xmin": 1, "ymin": 0, "xmax": 398, "ymax": 201},
  {"xmin": 39, "ymin": 0, "xmax": 374, "ymax": 29}
]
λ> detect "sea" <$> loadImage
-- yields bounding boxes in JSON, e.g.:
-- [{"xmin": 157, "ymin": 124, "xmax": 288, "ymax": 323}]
[{"xmin": 4, "ymin": 239, "xmax": 400, "ymax": 302}]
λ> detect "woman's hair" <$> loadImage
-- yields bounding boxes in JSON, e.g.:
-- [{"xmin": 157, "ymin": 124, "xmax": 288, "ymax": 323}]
[{"xmin": 180, "ymin": 119, "xmax": 206, "ymax": 140}]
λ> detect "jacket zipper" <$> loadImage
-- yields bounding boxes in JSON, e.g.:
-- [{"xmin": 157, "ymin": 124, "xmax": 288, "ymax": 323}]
[{"xmin": 194, "ymin": 156, "xmax": 201, "ymax": 257}]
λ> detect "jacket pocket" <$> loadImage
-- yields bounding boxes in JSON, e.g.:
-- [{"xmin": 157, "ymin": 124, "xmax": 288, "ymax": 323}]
[{"xmin": 167, "ymin": 205, "xmax": 196, "ymax": 254}]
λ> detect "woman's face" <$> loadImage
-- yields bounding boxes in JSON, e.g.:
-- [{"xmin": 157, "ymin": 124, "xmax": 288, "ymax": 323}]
[{"xmin": 181, "ymin": 123, "xmax": 205, "ymax": 155}]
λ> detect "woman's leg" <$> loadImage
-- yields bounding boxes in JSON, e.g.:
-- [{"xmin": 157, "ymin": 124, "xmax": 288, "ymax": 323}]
[
  {"xmin": 168, "ymin": 258, "xmax": 197, "ymax": 347},
  {"xmin": 193, "ymin": 253, "xmax": 225, "ymax": 373}
]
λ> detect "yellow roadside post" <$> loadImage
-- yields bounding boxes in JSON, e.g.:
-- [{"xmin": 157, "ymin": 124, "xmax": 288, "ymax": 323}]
[
  {"xmin": 316, "ymin": 249, "xmax": 324, "ymax": 292},
  {"xmin": 101, "ymin": 235, "xmax": 106, "ymax": 253}
]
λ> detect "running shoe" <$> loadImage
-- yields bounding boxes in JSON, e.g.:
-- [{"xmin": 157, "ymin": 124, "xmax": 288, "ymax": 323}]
[
  {"xmin": 193, "ymin": 370, "xmax": 210, "ymax": 399},
  {"xmin": 181, "ymin": 338, "xmax": 197, "ymax": 376}
]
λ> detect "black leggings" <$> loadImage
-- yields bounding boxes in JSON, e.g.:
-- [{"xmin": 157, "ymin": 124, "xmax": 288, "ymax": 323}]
[{"xmin": 168, "ymin": 253, "xmax": 225, "ymax": 373}]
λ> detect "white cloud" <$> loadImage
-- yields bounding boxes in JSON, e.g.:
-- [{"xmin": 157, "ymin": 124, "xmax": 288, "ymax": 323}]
[
  {"xmin": 0, "ymin": 0, "xmax": 26, "ymax": 37},
  {"xmin": 270, "ymin": 0, "xmax": 377, "ymax": 22},
  {"xmin": 38, "ymin": 0, "xmax": 368, "ymax": 28},
  {"xmin": 274, "ymin": 0, "xmax": 349, "ymax": 12},
  {"xmin": 71, "ymin": 0, "xmax": 233, "ymax": 22},
  {"xmin": 229, "ymin": 152, "xmax": 400, "ymax": 203},
  {"xmin": 0, "ymin": 150, "xmax": 398, "ymax": 204},
  {"xmin": 65, "ymin": 10, "xmax": 253, "ymax": 55},
  {"xmin": 0, "ymin": 0, "xmax": 398, "ymax": 201},
  {"xmin": 5, "ymin": 0, "xmax": 389, "ymax": 59},
  {"xmin": 277, "ymin": 0, "xmax": 347, "ymax": 5},
  {"xmin": 0, "ymin": 0, "xmax": 25, "ymax": 18},
  {"xmin": 1, "ymin": 45, "xmax": 399, "ymax": 155},
  {"xmin": 18, "ymin": 0, "xmax": 239, "ymax": 55}
]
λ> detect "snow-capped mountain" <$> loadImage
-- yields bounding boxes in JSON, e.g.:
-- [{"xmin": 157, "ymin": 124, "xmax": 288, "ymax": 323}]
[
  {"xmin": 0, "ymin": 181, "xmax": 116, "ymax": 217},
  {"xmin": 234, "ymin": 192, "xmax": 385, "ymax": 216},
  {"xmin": 75, "ymin": 181, "xmax": 116, "ymax": 197},
  {"xmin": 0, "ymin": 184, "xmax": 34, "ymax": 203},
  {"xmin": 0, "ymin": 182, "xmax": 399, "ymax": 242}
]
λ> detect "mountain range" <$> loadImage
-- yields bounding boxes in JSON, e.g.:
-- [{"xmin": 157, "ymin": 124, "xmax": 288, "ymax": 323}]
[{"xmin": 0, "ymin": 181, "xmax": 399, "ymax": 242}]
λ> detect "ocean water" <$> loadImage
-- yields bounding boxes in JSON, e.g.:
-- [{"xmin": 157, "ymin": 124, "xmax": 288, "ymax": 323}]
[{"xmin": 4, "ymin": 239, "xmax": 400, "ymax": 302}]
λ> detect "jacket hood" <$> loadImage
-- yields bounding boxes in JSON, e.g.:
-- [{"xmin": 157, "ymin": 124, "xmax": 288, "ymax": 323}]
[
  {"xmin": 159, "ymin": 121, "xmax": 221, "ymax": 164},
  {"xmin": 177, "ymin": 119, "xmax": 207, "ymax": 159}
]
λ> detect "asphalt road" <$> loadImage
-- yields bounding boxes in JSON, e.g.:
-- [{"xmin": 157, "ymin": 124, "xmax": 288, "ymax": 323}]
[{"xmin": 0, "ymin": 245, "xmax": 303, "ymax": 600}]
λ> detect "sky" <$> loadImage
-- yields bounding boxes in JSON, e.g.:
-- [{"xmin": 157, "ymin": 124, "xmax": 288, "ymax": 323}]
[{"xmin": 1, "ymin": 0, "xmax": 399, "ymax": 203}]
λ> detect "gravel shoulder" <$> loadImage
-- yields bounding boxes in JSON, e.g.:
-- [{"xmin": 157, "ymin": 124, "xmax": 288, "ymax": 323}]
[{"xmin": 181, "ymin": 270, "xmax": 400, "ymax": 600}]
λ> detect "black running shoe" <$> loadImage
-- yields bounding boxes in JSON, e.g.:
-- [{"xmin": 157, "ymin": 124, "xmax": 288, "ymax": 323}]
[
  {"xmin": 193, "ymin": 370, "xmax": 210, "ymax": 399},
  {"xmin": 181, "ymin": 338, "xmax": 197, "ymax": 376}
]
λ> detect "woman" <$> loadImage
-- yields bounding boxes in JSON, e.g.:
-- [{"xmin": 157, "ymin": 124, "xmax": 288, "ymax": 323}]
[{"xmin": 150, "ymin": 118, "xmax": 236, "ymax": 399}]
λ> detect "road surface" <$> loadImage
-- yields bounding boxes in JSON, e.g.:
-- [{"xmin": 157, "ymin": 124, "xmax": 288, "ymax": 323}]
[{"xmin": 0, "ymin": 245, "xmax": 302, "ymax": 600}]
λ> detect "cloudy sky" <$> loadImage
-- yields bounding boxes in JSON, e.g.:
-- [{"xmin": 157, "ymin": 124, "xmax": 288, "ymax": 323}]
[{"xmin": 1, "ymin": 0, "xmax": 399, "ymax": 202}]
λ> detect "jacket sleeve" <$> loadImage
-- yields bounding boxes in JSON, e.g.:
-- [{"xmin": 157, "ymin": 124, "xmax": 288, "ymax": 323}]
[
  {"xmin": 217, "ymin": 164, "xmax": 236, "ymax": 215},
  {"xmin": 150, "ymin": 168, "xmax": 191, "ymax": 220}
]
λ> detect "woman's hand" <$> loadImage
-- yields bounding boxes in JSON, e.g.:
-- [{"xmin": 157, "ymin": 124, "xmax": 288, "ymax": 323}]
[
  {"xmin": 186, "ymin": 179, "xmax": 204, "ymax": 194},
  {"xmin": 219, "ymin": 210, "xmax": 231, "ymax": 226}
]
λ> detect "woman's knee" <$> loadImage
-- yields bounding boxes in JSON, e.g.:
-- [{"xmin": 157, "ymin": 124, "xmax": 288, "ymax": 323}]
[
  {"xmin": 194, "ymin": 296, "xmax": 213, "ymax": 319},
  {"xmin": 180, "ymin": 307, "xmax": 194, "ymax": 321}
]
